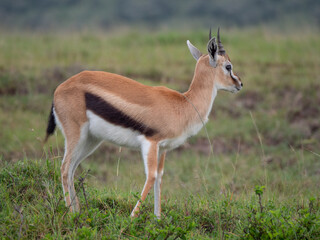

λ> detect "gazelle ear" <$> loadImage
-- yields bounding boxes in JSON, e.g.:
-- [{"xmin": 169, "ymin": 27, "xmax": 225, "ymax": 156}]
[
  {"xmin": 187, "ymin": 40, "xmax": 202, "ymax": 61},
  {"xmin": 207, "ymin": 37, "xmax": 218, "ymax": 67}
]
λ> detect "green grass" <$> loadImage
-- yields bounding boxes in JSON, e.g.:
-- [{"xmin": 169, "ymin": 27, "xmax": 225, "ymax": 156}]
[
  {"xmin": 1, "ymin": 158, "xmax": 319, "ymax": 239},
  {"xmin": 0, "ymin": 29, "xmax": 320, "ymax": 238}
]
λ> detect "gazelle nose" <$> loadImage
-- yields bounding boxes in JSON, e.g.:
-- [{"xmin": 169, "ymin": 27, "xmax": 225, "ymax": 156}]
[{"xmin": 240, "ymin": 82, "xmax": 243, "ymax": 87}]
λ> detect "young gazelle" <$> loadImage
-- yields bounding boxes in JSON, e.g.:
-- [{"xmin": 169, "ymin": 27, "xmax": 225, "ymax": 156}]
[{"xmin": 45, "ymin": 28, "xmax": 242, "ymax": 218}]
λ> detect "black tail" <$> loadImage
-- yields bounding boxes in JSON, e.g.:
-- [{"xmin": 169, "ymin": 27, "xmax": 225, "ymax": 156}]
[{"xmin": 44, "ymin": 103, "xmax": 56, "ymax": 143}]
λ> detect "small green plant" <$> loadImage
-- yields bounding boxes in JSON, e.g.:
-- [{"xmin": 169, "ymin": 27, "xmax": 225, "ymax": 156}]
[
  {"xmin": 243, "ymin": 186, "xmax": 320, "ymax": 239},
  {"xmin": 254, "ymin": 185, "xmax": 265, "ymax": 213}
]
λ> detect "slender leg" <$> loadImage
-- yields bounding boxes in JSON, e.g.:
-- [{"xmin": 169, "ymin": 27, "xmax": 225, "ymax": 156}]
[
  {"xmin": 131, "ymin": 140, "xmax": 159, "ymax": 218},
  {"xmin": 68, "ymin": 137, "xmax": 101, "ymax": 212},
  {"xmin": 154, "ymin": 151, "xmax": 166, "ymax": 218},
  {"xmin": 61, "ymin": 150, "xmax": 73, "ymax": 208},
  {"xmin": 59, "ymin": 120, "xmax": 81, "ymax": 212},
  {"xmin": 69, "ymin": 133, "xmax": 102, "ymax": 187},
  {"xmin": 61, "ymin": 124, "xmax": 101, "ymax": 212},
  {"xmin": 61, "ymin": 142, "xmax": 78, "ymax": 211}
]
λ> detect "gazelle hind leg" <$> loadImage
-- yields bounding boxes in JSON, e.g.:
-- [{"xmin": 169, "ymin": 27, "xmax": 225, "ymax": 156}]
[
  {"xmin": 61, "ymin": 149, "xmax": 73, "ymax": 209},
  {"xmin": 61, "ymin": 142, "xmax": 81, "ymax": 211},
  {"xmin": 59, "ymin": 122, "xmax": 81, "ymax": 212},
  {"xmin": 70, "ymin": 133, "xmax": 102, "ymax": 181},
  {"xmin": 61, "ymin": 123, "xmax": 101, "ymax": 212},
  {"xmin": 68, "ymin": 134, "xmax": 102, "ymax": 211},
  {"xmin": 131, "ymin": 139, "xmax": 159, "ymax": 218},
  {"xmin": 154, "ymin": 151, "xmax": 166, "ymax": 218}
]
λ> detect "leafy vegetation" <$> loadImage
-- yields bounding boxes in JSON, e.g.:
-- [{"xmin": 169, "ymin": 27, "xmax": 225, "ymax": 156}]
[
  {"xmin": 0, "ymin": 159, "xmax": 319, "ymax": 239},
  {"xmin": 0, "ymin": 29, "xmax": 319, "ymax": 238}
]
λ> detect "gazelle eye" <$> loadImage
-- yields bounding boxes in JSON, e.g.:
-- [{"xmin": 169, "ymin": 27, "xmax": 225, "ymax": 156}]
[{"xmin": 226, "ymin": 65, "xmax": 232, "ymax": 71}]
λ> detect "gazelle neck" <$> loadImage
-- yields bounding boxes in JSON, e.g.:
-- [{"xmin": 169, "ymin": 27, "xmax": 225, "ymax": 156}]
[{"xmin": 183, "ymin": 56, "xmax": 218, "ymax": 123}]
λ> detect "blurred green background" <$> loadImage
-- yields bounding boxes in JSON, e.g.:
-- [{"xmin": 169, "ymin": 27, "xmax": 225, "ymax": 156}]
[
  {"xmin": 1, "ymin": 1, "xmax": 320, "ymax": 238},
  {"xmin": 0, "ymin": 0, "xmax": 319, "ymax": 31},
  {"xmin": 0, "ymin": 0, "xmax": 319, "ymax": 207}
]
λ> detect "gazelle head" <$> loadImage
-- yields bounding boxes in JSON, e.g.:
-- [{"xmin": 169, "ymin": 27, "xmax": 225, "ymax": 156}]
[{"xmin": 187, "ymin": 28, "xmax": 243, "ymax": 93}]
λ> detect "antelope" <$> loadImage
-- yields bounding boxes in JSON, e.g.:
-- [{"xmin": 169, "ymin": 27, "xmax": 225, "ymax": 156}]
[{"xmin": 44, "ymin": 28, "xmax": 242, "ymax": 218}]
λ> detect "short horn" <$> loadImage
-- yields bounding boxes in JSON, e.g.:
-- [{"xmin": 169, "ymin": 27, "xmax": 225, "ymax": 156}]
[
  {"xmin": 209, "ymin": 27, "xmax": 212, "ymax": 40},
  {"xmin": 217, "ymin": 27, "xmax": 226, "ymax": 56}
]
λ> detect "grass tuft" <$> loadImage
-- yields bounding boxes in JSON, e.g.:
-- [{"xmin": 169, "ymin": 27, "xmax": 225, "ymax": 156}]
[{"xmin": 0, "ymin": 159, "xmax": 319, "ymax": 239}]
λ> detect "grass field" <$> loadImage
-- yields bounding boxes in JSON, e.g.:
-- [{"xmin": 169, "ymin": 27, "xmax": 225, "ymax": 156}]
[{"xmin": 0, "ymin": 29, "xmax": 319, "ymax": 239}]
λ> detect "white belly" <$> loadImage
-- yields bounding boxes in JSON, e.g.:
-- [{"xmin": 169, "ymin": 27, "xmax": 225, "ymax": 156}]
[
  {"xmin": 87, "ymin": 110, "xmax": 205, "ymax": 151},
  {"xmin": 87, "ymin": 110, "xmax": 141, "ymax": 149}
]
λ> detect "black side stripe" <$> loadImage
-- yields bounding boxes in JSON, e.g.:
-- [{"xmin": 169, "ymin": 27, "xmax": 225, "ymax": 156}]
[{"xmin": 85, "ymin": 92, "xmax": 157, "ymax": 137}]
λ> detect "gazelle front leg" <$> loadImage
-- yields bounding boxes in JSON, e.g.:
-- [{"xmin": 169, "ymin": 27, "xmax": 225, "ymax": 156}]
[
  {"xmin": 131, "ymin": 139, "xmax": 159, "ymax": 218},
  {"xmin": 154, "ymin": 151, "xmax": 166, "ymax": 218}
]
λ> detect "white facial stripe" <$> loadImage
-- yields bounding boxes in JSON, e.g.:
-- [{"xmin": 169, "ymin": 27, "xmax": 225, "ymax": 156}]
[
  {"xmin": 231, "ymin": 71, "xmax": 237, "ymax": 79},
  {"xmin": 231, "ymin": 71, "xmax": 240, "ymax": 83}
]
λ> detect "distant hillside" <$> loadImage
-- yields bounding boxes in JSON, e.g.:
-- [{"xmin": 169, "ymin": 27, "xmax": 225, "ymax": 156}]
[{"xmin": 0, "ymin": 0, "xmax": 319, "ymax": 31}]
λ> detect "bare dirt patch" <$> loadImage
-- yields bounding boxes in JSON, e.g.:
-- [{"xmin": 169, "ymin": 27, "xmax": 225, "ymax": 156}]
[
  {"xmin": 178, "ymin": 136, "xmax": 251, "ymax": 156},
  {"xmin": 261, "ymin": 85, "xmax": 320, "ymax": 149},
  {"xmin": 286, "ymin": 85, "xmax": 320, "ymax": 141},
  {"xmin": 0, "ymin": 68, "xmax": 29, "ymax": 95},
  {"xmin": 236, "ymin": 90, "xmax": 264, "ymax": 111}
]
